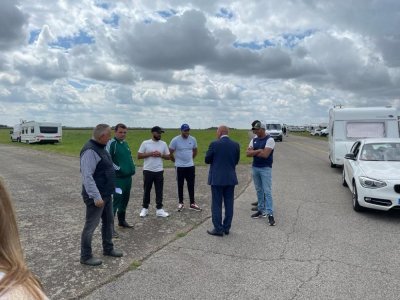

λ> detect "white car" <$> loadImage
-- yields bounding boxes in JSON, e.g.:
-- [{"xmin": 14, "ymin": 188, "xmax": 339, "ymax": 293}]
[
  {"xmin": 342, "ymin": 138, "xmax": 400, "ymax": 212},
  {"xmin": 310, "ymin": 129, "xmax": 322, "ymax": 136}
]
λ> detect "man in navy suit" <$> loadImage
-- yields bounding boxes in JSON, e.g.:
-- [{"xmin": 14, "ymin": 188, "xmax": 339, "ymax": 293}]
[{"xmin": 205, "ymin": 125, "xmax": 240, "ymax": 236}]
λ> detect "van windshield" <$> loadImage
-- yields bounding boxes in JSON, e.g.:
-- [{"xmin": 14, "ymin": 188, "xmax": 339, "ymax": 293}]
[
  {"xmin": 266, "ymin": 124, "xmax": 281, "ymax": 130},
  {"xmin": 40, "ymin": 126, "xmax": 58, "ymax": 134}
]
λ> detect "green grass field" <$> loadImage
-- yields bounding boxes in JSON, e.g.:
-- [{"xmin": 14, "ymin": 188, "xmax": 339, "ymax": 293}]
[{"xmin": 0, "ymin": 128, "xmax": 253, "ymax": 166}]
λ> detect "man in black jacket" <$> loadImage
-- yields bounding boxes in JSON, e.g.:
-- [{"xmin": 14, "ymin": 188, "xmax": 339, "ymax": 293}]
[{"xmin": 80, "ymin": 124, "xmax": 123, "ymax": 266}]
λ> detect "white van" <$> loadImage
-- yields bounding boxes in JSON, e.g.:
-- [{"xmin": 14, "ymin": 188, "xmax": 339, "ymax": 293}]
[
  {"xmin": 328, "ymin": 106, "xmax": 399, "ymax": 167},
  {"xmin": 20, "ymin": 121, "xmax": 62, "ymax": 144},
  {"xmin": 265, "ymin": 121, "xmax": 283, "ymax": 142},
  {"xmin": 10, "ymin": 124, "xmax": 21, "ymax": 142}
]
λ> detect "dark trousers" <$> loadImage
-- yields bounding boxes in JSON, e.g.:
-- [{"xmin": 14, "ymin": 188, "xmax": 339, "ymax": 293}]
[
  {"xmin": 176, "ymin": 166, "xmax": 195, "ymax": 204},
  {"xmin": 211, "ymin": 185, "xmax": 235, "ymax": 233},
  {"xmin": 142, "ymin": 170, "xmax": 164, "ymax": 209},
  {"xmin": 80, "ymin": 195, "xmax": 114, "ymax": 260},
  {"xmin": 113, "ymin": 177, "xmax": 132, "ymax": 214}
]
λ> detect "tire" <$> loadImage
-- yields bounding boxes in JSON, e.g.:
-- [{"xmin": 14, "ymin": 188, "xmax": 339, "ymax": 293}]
[
  {"xmin": 352, "ymin": 182, "xmax": 364, "ymax": 212},
  {"xmin": 330, "ymin": 160, "xmax": 336, "ymax": 168},
  {"xmin": 342, "ymin": 169, "xmax": 348, "ymax": 187}
]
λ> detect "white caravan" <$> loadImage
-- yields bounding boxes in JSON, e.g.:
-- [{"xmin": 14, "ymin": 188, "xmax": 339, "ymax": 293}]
[
  {"xmin": 10, "ymin": 124, "xmax": 21, "ymax": 142},
  {"xmin": 20, "ymin": 121, "xmax": 62, "ymax": 144},
  {"xmin": 265, "ymin": 121, "xmax": 284, "ymax": 142},
  {"xmin": 328, "ymin": 106, "xmax": 399, "ymax": 167}
]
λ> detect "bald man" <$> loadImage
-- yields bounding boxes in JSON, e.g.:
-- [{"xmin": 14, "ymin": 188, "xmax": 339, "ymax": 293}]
[{"xmin": 205, "ymin": 125, "xmax": 240, "ymax": 236}]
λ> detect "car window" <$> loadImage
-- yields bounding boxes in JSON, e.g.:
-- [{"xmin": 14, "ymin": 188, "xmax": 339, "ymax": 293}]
[
  {"xmin": 350, "ymin": 141, "xmax": 360, "ymax": 156},
  {"xmin": 360, "ymin": 142, "xmax": 400, "ymax": 161}
]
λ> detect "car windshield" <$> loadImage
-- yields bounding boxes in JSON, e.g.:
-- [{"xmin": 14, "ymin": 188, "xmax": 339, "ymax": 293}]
[
  {"xmin": 360, "ymin": 142, "xmax": 400, "ymax": 161},
  {"xmin": 266, "ymin": 124, "xmax": 281, "ymax": 130}
]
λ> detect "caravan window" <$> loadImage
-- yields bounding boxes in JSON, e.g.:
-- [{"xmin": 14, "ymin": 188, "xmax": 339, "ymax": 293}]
[
  {"xmin": 40, "ymin": 126, "xmax": 58, "ymax": 134},
  {"xmin": 346, "ymin": 122, "xmax": 385, "ymax": 138},
  {"xmin": 30, "ymin": 127, "xmax": 34, "ymax": 133}
]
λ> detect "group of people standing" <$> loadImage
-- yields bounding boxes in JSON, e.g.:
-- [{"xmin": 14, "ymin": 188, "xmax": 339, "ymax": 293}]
[{"xmin": 78, "ymin": 121, "xmax": 276, "ymax": 266}]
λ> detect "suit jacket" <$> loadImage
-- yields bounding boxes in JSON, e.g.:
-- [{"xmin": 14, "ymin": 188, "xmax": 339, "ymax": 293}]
[{"xmin": 205, "ymin": 136, "xmax": 240, "ymax": 186}]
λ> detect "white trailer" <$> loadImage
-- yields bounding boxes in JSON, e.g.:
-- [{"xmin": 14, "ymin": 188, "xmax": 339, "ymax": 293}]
[
  {"xmin": 20, "ymin": 121, "xmax": 62, "ymax": 144},
  {"xmin": 328, "ymin": 106, "xmax": 399, "ymax": 167},
  {"xmin": 10, "ymin": 124, "xmax": 21, "ymax": 142}
]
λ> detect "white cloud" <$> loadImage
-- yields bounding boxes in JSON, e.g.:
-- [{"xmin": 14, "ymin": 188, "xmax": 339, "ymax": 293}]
[{"xmin": 0, "ymin": 0, "xmax": 399, "ymax": 128}]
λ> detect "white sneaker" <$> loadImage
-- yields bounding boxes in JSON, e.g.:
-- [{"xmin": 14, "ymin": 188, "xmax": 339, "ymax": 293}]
[
  {"xmin": 139, "ymin": 208, "xmax": 148, "ymax": 217},
  {"xmin": 156, "ymin": 208, "xmax": 169, "ymax": 218}
]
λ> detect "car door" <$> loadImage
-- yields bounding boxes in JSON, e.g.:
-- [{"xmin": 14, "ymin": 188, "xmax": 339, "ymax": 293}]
[{"xmin": 346, "ymin": 141, "xmax": 361, "ymax": 188}]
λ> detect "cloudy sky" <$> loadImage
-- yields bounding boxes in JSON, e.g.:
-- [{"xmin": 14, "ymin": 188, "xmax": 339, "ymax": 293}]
[{"xmin": 1, "ymin": 0, "xmax": 399, "ymax": 128}]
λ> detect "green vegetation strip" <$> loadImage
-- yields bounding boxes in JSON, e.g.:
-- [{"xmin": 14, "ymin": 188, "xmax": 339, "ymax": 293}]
[{"xmin": 0, "ymin": 128, "xmax": 254, "ymax": 166}]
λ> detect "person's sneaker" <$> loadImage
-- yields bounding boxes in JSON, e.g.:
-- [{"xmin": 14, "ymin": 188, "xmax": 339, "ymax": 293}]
[
  {"xmin": 251, "ymin": 211, "xmax": 267, "ymax": 219},
  {"xmin": 139, "ymin": 208, "xmax": 148, "ymax": 217},
  {"xmin": 177, "ymin": 203, "xmax": 184, "ymax": 212},
  {"xmin": 189, "ymin": 202, "xmax": 202, "ymax": 211},
  {"xmin": 268, "ymin": 215, "xmax": 276, "ymax": 226},
  {"xmin": 156, "ymin": 208, "xmax": 170, "ymax": 217},
  {"xmin": 251, "ymin": 201, "xmax": 258, "ymax": 206}
]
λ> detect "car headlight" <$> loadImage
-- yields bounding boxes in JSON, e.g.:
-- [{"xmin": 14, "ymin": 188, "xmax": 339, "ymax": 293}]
[{"xmin": 359, "ymin": 176, "xmax": 387, "ymax": 189}]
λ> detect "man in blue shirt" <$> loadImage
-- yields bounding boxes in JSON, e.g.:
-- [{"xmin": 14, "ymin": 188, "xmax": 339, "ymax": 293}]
[{"xmin": 169, "ymin": 124, "xmax": 201, "ymax": 212}]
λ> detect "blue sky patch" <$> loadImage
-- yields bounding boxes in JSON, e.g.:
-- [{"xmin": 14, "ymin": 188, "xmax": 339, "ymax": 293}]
[
  {"xmin": 216, "ymin": 8, "xmax": 233, "ymax": 19},
  {"xmin": 281, "ymin": 30, "xmax": 315, "ymax": 48},
  {"xmin": 29, "ymin": 29, "xmax": 41, "ymax": 44},
  {"xmin": 51, "ymin": 31, "xmax": 95, "ymax": 49},
  {"xmin": 103, "ymin": 13, "xmax": 119, "ymax": 27},
  {"xmin": 234, "ymin": 39, "xmax": 275, "ymax": 50},
  {"xmin": 157, "ymin": 9, "xmax": 177, "ymax": 18},
  {"xmin": 95, "ymin": 1, "xmax": 109, "ymax": 10}
]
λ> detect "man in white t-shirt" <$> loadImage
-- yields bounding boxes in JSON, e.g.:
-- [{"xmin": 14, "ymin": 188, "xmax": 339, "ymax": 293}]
[
  {"xmin": 137, "ymin": 126, "xmax": 171, "ymax": 218},
  {"xmin": 169, "ymin": 123, "xmax": 201, "ymax": 212}
]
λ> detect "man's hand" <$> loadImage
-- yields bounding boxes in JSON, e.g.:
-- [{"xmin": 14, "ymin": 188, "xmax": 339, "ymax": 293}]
[
  {"xmin": 94, "ymin": 199, "xmax": 104, "ymax": 207},
  {"xmin": 151, "ymin": 151, "xmax": 161, "ymax": 157}
]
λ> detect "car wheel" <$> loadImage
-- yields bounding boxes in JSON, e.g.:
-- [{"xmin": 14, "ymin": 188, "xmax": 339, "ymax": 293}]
[
  {"xmin": 352, "ymin": 182, "xmax": 364, "ymax": 212},
  {"xmin": 330, "ymin": 160, "xmax": 336, "ymax": 168},
  {"xmin": 342, "ymin": 169, "xmax": 348, "ymax": 187}
]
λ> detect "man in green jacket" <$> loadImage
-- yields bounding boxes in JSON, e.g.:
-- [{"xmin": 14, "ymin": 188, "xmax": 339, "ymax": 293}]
[{"xmin": 106, "ymin": 123, "xmax": 136, "ymax": 234}]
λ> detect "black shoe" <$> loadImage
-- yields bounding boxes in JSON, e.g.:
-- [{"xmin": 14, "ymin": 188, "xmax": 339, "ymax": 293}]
[
  {"xmin": 224, "ymin": 230, "xmax": 230, "ymax": 235},
  {"xmin": 251, "ymin": 211, "xmax": 267, "ymax": 219},
  {"xmin": 251, "ymin": 206, "xmax": 258, "ymax": 211},
  {"xmin": 207, "ymin": 229, "xmax": 223, "ymax": 237},
  {"xmin": 251, "ymin": 201, "xmax": 258, "ymax": 206},
  {"xmin": 118, "ymin": 212, "xmax": 133, "ymax": 228},
  {"xmin": 80, "ymin": 257, "xmax": 102, "ymax": 266},
  {"xmin": 268, "ymin": 215, "xmax": 276, "ymax": 226},
  {"xmin": 103, "ymin": 249, "xmax": 123, "ymax": 257},
  {"xmin": 118, "ymin": 220, "xmax": 133, "ymax": 228}
]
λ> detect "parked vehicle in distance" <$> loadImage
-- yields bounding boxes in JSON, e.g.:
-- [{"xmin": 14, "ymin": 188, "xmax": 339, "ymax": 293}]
[
  {"xmin": 342, "ymin": 138, "xmax": 400, "ymax": 212},
  {"xmin": 265, "ymin": 121, "xmax": 283, "ymax": 142},
  {"xmin": 10, "ymin": 124, "xmax": 21, "ymax": 142},
  {"xmin": 328, "ymin": 106, "xmax": 399, "ymax": 168},
  {"xmin": 310, "ymin": 128, "xmax": 322, "ymax": 136},
  {"xmin": 320, "ymin": 128, "xmax": 329, "ymax": 136},
  {"xmin": 19, "ymin": 121, "xmax": 62, "ymax": 144}
]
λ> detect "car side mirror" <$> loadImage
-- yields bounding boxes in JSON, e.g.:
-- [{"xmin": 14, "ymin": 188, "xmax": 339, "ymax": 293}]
[{"xmin": 344, "ymin": 153, "xmax": 356, "ymax": 160}]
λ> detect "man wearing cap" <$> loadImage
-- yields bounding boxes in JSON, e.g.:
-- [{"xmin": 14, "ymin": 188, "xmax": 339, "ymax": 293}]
[
  {"xmin": 246, "ymin": 121, "xmax": 276, "ymax": 226},
  {"xmin": 169, "ymin": 124, "xmax": 201, "ymax": 212},
  {"xmin": 137, "ymin": 126, "xmax": 171, "ymax": 218}
]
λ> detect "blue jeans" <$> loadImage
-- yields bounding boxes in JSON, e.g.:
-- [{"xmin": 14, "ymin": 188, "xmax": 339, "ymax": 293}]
[
  {"xmin": 252, "ymin": 167, "xmax": 273, "ymax": 215},
  {"xmin": 81, "ymin": 195, "xmax": 114, "ymax": 260}
]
